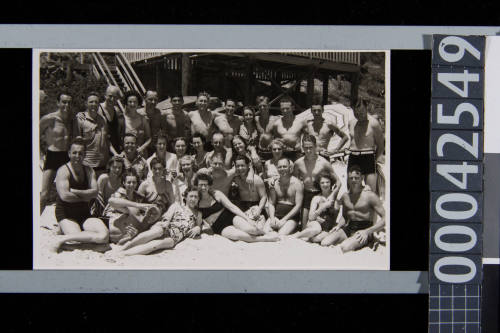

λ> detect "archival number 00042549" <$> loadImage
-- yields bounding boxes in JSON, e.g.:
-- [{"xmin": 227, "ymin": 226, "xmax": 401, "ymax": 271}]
[{"xmin": 429, "ymin": 35, "xmax": 485, "ymax": 333}]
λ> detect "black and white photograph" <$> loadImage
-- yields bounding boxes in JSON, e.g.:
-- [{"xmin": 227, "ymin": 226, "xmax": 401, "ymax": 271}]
[{"xmin": 34, "ymin": 49, "xmax": 390, "ymax": 269}]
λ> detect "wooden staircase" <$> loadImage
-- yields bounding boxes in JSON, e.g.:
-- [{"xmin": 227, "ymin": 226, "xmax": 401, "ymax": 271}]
[{"xmin": 90, "ymin": 52, "xmax": 146, "ymax": 112}]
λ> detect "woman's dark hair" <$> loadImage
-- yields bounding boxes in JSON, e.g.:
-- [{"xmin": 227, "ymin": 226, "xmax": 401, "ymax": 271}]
[
  {"xmin": 87, "ymin": 91, "xmax": 100, "ymax": 100},
  {"xmin": 122, "ymin": 90, "xmax": 143, "ymax": 106},
  {"xmin": 121, "ymin": 169, "xmax": 140, "ymax": 185},
  {"xmin": 182, "ymin": 187, "xmax": 201, "ymax": 205},
  {"xmin": 347, "ymin": 164, "xmax": 363, "ymax": 175},
  {"xmin": 149, "ymin": 157, "xmax": 166, "ymax": 170},
  {"xmin": 233, "ymin": 154, "xmax": 251, "ymax": 166},
  {"xmin": 106, "ymin": 155, "xmax": 125, "ymax": 175},
  {"xmin": 193, "ymin": 172, "xmax": 213, "ymax": 186},
  {"xmin": 231, "ymin": 135, "xmax": 247, "ymax": 152},
  {"xmin": 197, "ymin": 91, "xmax": 210, "ymax": 100},
  {"xmin": 314, "ymin": 172, "xmax": 335, "ymax": 190}
]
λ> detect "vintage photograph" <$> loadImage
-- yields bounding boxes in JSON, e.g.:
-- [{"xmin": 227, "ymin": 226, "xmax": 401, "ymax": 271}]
[{"xmin": 34, "ymin": 49, "xmax": 390, "ymax": 269}]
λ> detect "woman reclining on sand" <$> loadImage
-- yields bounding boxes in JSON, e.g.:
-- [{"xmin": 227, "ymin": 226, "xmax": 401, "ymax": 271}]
[{"xmin": 116, "ymin": 187, "xmax": 203, "ymax": 255}]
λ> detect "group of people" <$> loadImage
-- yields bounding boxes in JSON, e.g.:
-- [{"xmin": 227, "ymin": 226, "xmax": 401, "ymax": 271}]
[{"xmin": 39, "ymin": 85, "xmax": 386, "ymax": 256}]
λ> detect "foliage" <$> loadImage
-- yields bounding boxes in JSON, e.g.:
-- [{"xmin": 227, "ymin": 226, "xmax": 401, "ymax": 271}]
[{"xmin": 39, "ymin": 52, "xmax": 108, "ymax": 117}]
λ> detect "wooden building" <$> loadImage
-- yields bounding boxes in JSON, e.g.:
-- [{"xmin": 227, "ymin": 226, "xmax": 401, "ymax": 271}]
[{"xmin": 121, "ymin": 51, "xmax": 361, "ymax": 112}]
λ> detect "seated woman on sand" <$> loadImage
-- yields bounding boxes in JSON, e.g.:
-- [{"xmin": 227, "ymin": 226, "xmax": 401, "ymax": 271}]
[
  {"xmin": 291, "ymin": 172, "xmax": 340, "ymax": 243},
  {"xmin": 196, "ymin": 173, "xmax": 279, "ymax": 243},
  {"xmin": 92, "ymin": 155, "xmax": 125, "ymax": 218},
  {"xmin": 104, "ymin": 170, "xmax": 158, "ymax": 245},
  {"xmin": 116, "ymin": 187, "xmax": 203, "ymax": 256}
]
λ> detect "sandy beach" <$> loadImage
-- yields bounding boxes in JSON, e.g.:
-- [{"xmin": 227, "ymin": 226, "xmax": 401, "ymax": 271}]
[{"xmin": 35, "ymin": 204, "xmax": 387, "ymax": 270}]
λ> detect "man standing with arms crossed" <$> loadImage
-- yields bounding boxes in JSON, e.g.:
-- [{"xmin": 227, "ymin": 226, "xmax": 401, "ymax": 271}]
[
  {"xmin": 52, "ymin": 137, "xmax": 109, "ymax": 252},
  {"xmin": 213, "ymin": 98, "xmax": 242, "ymax": 147},
  {"xmin": 306, "ymin": 103, "xmax": 349, "ymax": 159},
  {"xmin": 40, "ymin": 92, "xmax": 73, "ymax": 213},
  {"xmin": 263, "ymin": 97, "xmax": 307, "ymax": 161}
]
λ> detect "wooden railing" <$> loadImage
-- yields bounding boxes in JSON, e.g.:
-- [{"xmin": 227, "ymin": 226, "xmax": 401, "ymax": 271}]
[
  {"xmin": 122, "ymin": 51, "xmax": 360, "ymax": 66},
  {"xmin": 122, "ymin": 52, "xmax": 170, "ymax": 63},
  {"xmin": 281, "ymin": 52, "xmax": 360, "ymax": 65}
]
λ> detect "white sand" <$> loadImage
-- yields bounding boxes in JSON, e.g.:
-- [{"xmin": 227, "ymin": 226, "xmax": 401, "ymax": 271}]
[{"xmin": 35, "ymin": 205, "xmax": 388, "ymax": 270}]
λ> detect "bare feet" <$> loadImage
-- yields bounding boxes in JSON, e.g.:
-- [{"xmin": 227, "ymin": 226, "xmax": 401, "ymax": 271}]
[
  {"xmin": 48, "ymin": 235, "xmax": 66, "ymax": 253},
  {"xmin": 257, "ymin": 234, "xmax": 280, "ymax": 242}
]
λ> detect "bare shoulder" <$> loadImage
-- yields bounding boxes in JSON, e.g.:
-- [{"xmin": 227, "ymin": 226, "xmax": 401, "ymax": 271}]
[
  {"xmin": 363, "ymin": 189, "xmax": 380, "ymax": 201},
  {"xmin": 253, "ymin": 174, "xmax": 265, "ymax": 186},
  {"xmin": 291, "ymin": 176, "xmax": 304, "ymax": 189},
  {"xmin": 97, "ymin": 173, "xmax": 109, "ymax": 184},
  {"xmin": 327, "ymin": 118, "xmax": 340, "ymax": 129},
  {"xmin": 55, "ymin": 164, "xmax": 69, "ymax": 179},
  {"xmin": 137, "ymin": 107, "xmax": 146, "ymax": 116},
  {"xmin": 137, "ymin": 180, "xmax": 149, "ymax": 192},
  {"xmin": 311, "ymin": 195, "xmax": 321, "ymax": 205},
  {"xmin": 318, "ymin": 155, "xmax": 330, "ymax": 164},
  {"xmin": 294, "ymin": 156, "xmax": 305, "ymax": 166},
  {"xmin": 368, "ymin": 115, "xmax": 382, "ymax": 129},
  {"xmin": 213, "ymin": 189, "xmax": 226, "ymax": 201},
  {"xmin": 40, "ymin": 112, "xmax": 57, "ymax": 123}
]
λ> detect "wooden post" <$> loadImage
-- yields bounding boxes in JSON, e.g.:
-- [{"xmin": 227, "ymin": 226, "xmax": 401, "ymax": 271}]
[
  {"xmin": 307, "ymin": 67, "xmax": 314, "ymax": 107},
  {"xmin": 294, "ymin": 75, "xmax": 301, "ymax": 104},
  {"xmin": 350, "ymin": 71, "xmax": 360, "ymax": 106},
  {"xmin": 155, "ymin": 63, "xmax": 160, "ymax": 94},
  {"xmin": 322, "ymin": 73, "xmax": 329, "ymax": 105},
  {"xmin": 274, "ymin": 71, "xmax": 282, "ymax": 100},
  {"xmin": 219, "ymin": 64, "xmax": 226, "ymax": 100},
  {"xmin": 181, "ymin": 54, "xmax": 191, "ymax": 96},
  {"xmin": 245, "ymin": 59, "xmax": 254, "ymax": 105}
]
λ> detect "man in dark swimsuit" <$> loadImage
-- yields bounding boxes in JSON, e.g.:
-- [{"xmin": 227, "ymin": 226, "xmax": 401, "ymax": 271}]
[
  {"xmin": 293, "ymin": 134, "xmax": 341, "ymax": 230},
  {"xmin": 320, "ymin": 165, "xmax": 385, "ymax": 252},
  {"xmin": 51, "ymin": 138, "xmax": 109, "ymax": 252},
  {"xmin": 347, "ymin": 98, "xmax": 384, "ymax": 196},
  {"xmin": 40, "ymin": 92, "xmax": 73, "ymax": 213},
  {"xmin": 138, "ymin": 90, "xmax": 168, "ymax": 157},
  {"xmin": 99, "ymin": 85, "xmax": 124, "ymax": 156},
  {"xmin": 233, "ymin": 154, "xmax": 267, "ymax": 222},
  {"xmin": 266, "ymin": 157, "xmax": 304, "ymax": 235}
]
